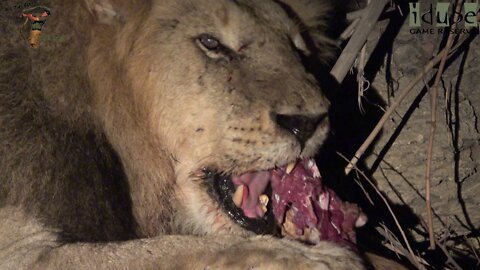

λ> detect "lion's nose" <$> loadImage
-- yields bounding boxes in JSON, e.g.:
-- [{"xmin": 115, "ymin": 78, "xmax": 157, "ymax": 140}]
[{"xmin": 274, "ymin": 113, "xmax": 328, "ymax": 149}]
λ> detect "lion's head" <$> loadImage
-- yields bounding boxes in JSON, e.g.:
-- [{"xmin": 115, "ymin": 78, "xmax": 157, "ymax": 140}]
[{"xmin": 84, "ymin": 0, "xmax": 336, "ymax": 238}]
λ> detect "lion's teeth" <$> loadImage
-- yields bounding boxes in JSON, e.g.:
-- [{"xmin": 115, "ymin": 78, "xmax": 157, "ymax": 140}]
[
  {"xmin": 232, "ymin": 185, "xmax": 244, "ymax": 207},
  {"xmin": 260, "ymin": 204, "xmax": 268, "ymax": 215},
  {"xmin": 286, "ymin": 161, "xmax": 296, "ymax": 174},
  {"xmin": 355, "ymin": 213, "xmax": 368, "ymax": 228},
  {"xmin": 281, "ymin": 209, "xmax": 297, "ymax": 238},
  {"xmin": 258, "ymin": 194, "xmax": 269, "ymax": 206}
]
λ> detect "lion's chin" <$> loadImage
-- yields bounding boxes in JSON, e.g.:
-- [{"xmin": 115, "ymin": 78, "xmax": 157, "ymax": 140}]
[{"xmin": 201, "ymin": 158, "xmax": 368, "ymax": 249}]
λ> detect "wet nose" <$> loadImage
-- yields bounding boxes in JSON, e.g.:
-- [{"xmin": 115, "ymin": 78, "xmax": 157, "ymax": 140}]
[{"xmin": 274, "ymin": 113, "xmax": 328, "ymax": 149}]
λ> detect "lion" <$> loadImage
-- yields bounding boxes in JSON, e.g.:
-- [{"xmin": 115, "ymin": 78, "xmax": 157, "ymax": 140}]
[{"xmin": 0, "ymin": 0, "xmax": 404, "ymax": 269}]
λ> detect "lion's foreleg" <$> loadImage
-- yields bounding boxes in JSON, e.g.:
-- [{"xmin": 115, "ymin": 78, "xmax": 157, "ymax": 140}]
[{"xmin": 0, "ymin": 207, "xmax": 364, "ymax": 270}]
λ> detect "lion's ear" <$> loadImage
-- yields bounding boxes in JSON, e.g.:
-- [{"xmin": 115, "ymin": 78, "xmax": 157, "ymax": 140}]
[{"xmin": 84, "ymin": 0, "xmax": 122, "ymax": 25}]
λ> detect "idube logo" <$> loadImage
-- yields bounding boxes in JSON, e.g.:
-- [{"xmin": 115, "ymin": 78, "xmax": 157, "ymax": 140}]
[
  {"xmin": 409, "ymin": 2, "xmax": 479, "ymax": 34},
  {"xmin": 22, "ymin": 5, "xmax": 51, "ymax": 48}
]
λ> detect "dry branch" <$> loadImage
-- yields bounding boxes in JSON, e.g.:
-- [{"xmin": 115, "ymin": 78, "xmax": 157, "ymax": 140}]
[
  {"xmin": 424, "ymin": 0, "xmax": 464, "ymax": 250},
  {"xmin": 340, "ymin": 18, "xmax": 360, "ymax": 41},
  {"xmin": 347, "ymin": 8, "xmax": 365, "ymax": 21},
  {"xmin": 341, "ymin": 153, "xmax": 467, "ymax": 269},
  {"xmin": 337, "ymin": 152, "xmax": 425, "ymax": 269},
  {"xmin": 376, "ymin": 226, "xmax": 431, "ymax": 267},
  {"xmin": 331, "ymin": 1, "xmax": 480, "ymax": 267},
  {"xmin": 435, "ymin": 238, "xmax": 463, "ymax": 270},
  {"xmin": 330, "ymin": 0, "xmax": 390, "ymax": 82},
  {"xmin": 344, "ymin": 33, "xmax": 472, "ymax": 176}
]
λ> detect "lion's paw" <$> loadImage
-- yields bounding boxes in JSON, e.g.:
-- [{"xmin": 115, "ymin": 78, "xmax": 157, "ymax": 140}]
[{"xmin": 204, "ymin": 236, "xmax": 365, "ymax": 270}]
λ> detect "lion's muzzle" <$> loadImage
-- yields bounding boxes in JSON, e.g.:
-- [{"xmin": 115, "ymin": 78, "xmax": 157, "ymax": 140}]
[{"xmin": 273, "ymin": 112, "xmax": 328, "ymax": 150}]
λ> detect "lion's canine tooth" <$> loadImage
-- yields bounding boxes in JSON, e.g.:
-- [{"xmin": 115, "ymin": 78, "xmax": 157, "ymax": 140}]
[
  {"xmin": 232, "ymin": 185, "xmax": 244, "ymax": 207},
  {"xmin": 286, "ymin": 161, "xmax": 296, "ymax": 174},
  {"xmin": 260, "ymin": 204, "xmax": 268, "ymax": 215},
  {"xmin": 258, "ymin": 194, "xmax": 269, "ymax": 206}
]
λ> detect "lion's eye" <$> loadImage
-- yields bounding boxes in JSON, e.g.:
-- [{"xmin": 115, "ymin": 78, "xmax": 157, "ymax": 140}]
[{"xmin": 198, "ymin": 34, "xmax": 221, "ymax": 51}]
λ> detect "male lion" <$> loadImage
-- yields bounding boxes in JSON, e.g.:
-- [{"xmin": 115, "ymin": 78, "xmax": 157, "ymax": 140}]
[{"xmin": 0, "ymin": 0, "xmax": 369, "ymax": 269}]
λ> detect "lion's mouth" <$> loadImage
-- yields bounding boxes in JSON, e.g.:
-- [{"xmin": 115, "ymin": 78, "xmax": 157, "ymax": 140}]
[{"xmin": 204, "ymin": 158, "xmax": 367, "ymax": 248}]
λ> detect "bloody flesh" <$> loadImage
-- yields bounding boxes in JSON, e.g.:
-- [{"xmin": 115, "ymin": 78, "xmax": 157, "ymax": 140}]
[
  {"xmin": 270, "ymin": 159, "xmax": 364, "ymax": 249},
  {"xmin": 231, "ymin": 158, "xmax": 365, "ymax": 249}
]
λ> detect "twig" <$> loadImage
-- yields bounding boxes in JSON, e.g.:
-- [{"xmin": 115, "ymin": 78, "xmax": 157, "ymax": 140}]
[
  {"xmin": 352, "ymin": 169, "xmax": 375, "ymax": 205},
  {"xmin": 355, "ymin": 0, "xmax": 371, "ymax": 115},
  {"xmin": 340, "ymin": 18, "xmax": 360, "ymax": 41},
  {"xmin": 330, "ymin": 0, "xmax": 390, "ymax": 82},
  {"xmin": 424, "ymin": 75, "xmax": 436, "ymax": 251},
  {"xmin": 377, "ymin": 225, "xmax": 431, "ymax": 267},
  {"xmin": 437, "ymin": 231, "xmax": 462, "ymax": 270},
  {"xmin": 347, "ymin": 8, "xmax": 365, "ymax": 21},
  {"xmin": 380, "ymin": 223, "xmax": 402, "ymax": 258},
  {"xmin": 464, "ymin": 235, "xmax": 480, "ymax": 265},
  {"xmin": 424, "ymin": 0, "xmax": 464, "ymax": 250},
  {"xmin": 343, "ymin": 153, "xmax": 466, "ymax": 268},
  {"xmin": 337, "ymin": 152, "xmax": 425, "ymax": 269},
  {"xmin": 435, "ymin": 238, "xmax": 463, "ymax": 270},
  {"xmin": 415, "ymin": 221, "xmax": 464, "ymax": 269},
  {"xmin": 356, "ymin": 35, "xmax": 369, "ymax": 114},
  {"xmin": 344, "ymin": 32, "xmax": 472, "ymax": 175}
]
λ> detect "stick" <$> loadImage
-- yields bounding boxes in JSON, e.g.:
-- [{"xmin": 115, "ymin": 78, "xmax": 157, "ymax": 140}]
[
  {"xmin": 344, "ymin": 33, "xmax": 471, "ymax": 175},
  {"xmin": 330, "ymin": 0, "xmax": 390, "ymax": 82},
  {"xmin": 425, "ymin": 0, "xmax": 463, "ymax": 250},
  {"xmin": 435, "ymin": 238, "xmax": 463, "ymax": 270},
  {"xmin": 340, "ymin": 18, "xmax": 360, "ymax": 41},
  {"xmin": 356, "ymin": 0, "xmax": 371, "ymax": 114},
  {"xmin": 376, "ymin": 226, "xmax": 430, "ymax": 267},
  {"xmin": 464, "ymin": 235, "xmax": 480, "ymax": 264},
  {"xmin": 337, "ymin": 152, "xmax": 425, "ymax": 269},
  {"xmin": 356, "ymin": 33, "xmax": 368, "ymax": 111},
  {"xmin": 347, "ymin": 8, "xmax": 365, "ymax": 21}
]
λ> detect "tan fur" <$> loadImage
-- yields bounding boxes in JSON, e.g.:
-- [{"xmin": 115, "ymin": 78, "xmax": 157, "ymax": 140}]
[
  {"xmin": 86, "ymin": 0, "xmax": 333, "ymax": 237},
  {"xmin": 366, "ymin": 253, "xmax": 409, "ymax": 270},
  {"xmin": 0, "ymin": 0, "xmax": 368, "ymax": 269}
]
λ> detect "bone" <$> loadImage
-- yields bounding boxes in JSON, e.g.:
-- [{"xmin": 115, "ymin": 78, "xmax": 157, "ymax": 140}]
[{"xmin": 232, "ymin": 185, "xmax": 244, "ymax": 207}]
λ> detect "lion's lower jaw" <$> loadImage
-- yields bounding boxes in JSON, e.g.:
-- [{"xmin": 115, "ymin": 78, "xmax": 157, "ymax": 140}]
[
  {"xmin": 173, "ymin": 180, "xmax": 250, "ymax": 236},
  {"xmin": 173, "ymin": 206, "xmax": 250, "ymax": 237}
]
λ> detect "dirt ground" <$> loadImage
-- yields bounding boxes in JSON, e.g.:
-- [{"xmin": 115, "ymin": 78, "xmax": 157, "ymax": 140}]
[
  {"xmin": 330, "ymin": 1, "xmax": 480, "ymax": 268},
  {"xmin": 367, "ymin": 23, "xmax": 480, "ymax": 236}
]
